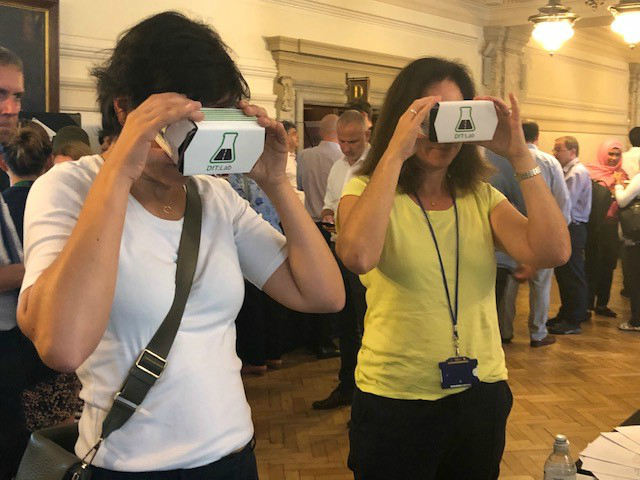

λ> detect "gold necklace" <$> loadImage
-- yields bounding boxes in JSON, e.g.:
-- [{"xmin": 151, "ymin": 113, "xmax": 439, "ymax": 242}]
[{"xmin": 162, "ymin": 205, "xmax": 172, "ymax": 214}]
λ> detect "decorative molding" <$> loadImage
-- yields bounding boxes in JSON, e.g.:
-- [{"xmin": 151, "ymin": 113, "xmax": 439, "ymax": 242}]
[
  {"xmin": 524, "ymin": 95, "xmax": 628, "ymax": 117},
  {"xmin": 527, "ymin": 47, "xmax": 629, "ymax": 76},
  {"xmin": 259, "ymin": 0, "xmax": 480, "ymax": 46}
]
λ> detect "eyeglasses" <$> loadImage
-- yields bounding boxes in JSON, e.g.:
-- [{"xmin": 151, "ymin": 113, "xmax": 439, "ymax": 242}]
[{"xmin": 608, "ymin": 151, "xmax": 622, "ymax": 157}]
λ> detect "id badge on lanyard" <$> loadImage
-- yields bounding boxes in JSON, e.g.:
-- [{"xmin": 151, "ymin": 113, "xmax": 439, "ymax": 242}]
[{"xmin": 414, "ymin": 191, "xmax": 480, "ymax": 390}]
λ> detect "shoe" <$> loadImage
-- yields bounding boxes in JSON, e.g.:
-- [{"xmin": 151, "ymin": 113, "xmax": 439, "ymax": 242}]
[
  {"xmin": 501, "ymin": 337, "xmax": 512, "ymax": 344},
  {"xmin": 266, "ymin": 359, "xmax": 283, "ymax": 369},
  {"xmin": 548, "ymin": 321, "xmax": 582, "ymax": 335},
  {"xmin": 530, "ymin": 335, "xmax": 556, "ymax": 347},
  {"xmin": 546, "ymin": 316, "xmax": 563, "ymax": 328},
  {"xmin": 316, "ymin": 345, "xmax": 340, "ymax": 360},
  {"xmin": 594, "ymin": 306, "xmax": 617, "ymax": 318},
  {"xmin": 621, "ymin": 288, "xmax": 630, "ymax": 298},
  {"xmin": 618, "ymin": 322, "xmax": 640, "ymax": 331},
  {"xmin": 312, "ymin": 386, "xmax": 353, "ymax": 410},
  {"xmin": 241, "ymin": 364, "xmax": 267, "ymax": 376},
  {"xmin": 580, "ymin": 311, "xmax": 592, "ymax": 323}
]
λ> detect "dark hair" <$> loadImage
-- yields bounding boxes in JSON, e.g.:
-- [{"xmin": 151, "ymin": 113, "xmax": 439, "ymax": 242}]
[
  {"xmin": 54, "ymin": 141, "xmax": 93, "ymax": 161},
  {"xmin": 0, "ymin": 46, "xmax": 23, "ymax": 71},
  {"xmin": 630, "ymin": 126, "xmax": 640, "ymax": 148},
  {"xmin": 91, "ymin": 11, "xmax": 249, "ymax": 136},
  {"xmin": 281, "ymin": 120, "xmax": 296, "ymax": 133},
  {"xmin": 347, "ymin": 99, "xmax": 373, "ymax": 120},
  {"xmin": 359, "ymin": 57, "xmax": 489, "ymax": 195},
  {"xmin": 522, "ymin": 121, "xmax": 539, "ymax": 144},
  {"xmin": 3, "ymin": 127, "xmax": 52, "ymax": 176},
  {"xmin": 558, "ymin": 135, "xmax": 579, "ymax": 156}
]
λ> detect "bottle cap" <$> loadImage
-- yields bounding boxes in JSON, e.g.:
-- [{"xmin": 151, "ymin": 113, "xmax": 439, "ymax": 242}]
[{"xmin": 554, "ymin": 434, "xmax": 570, "ymax": 453}]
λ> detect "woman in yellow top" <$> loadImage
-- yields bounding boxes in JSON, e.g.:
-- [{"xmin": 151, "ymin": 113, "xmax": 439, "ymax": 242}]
[{"xmin": 337, "ymin": 58, "xmax": 570, "ymax": 479}]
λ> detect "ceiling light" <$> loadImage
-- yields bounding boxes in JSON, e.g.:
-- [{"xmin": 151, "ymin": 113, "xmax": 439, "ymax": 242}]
[
  {"xmin": 528, "ymin": 1, "xmax": 581, "ymax": 55},
  {"xmin": 608, "ymin": 1, "xmax": 640, "ymax": 48}
]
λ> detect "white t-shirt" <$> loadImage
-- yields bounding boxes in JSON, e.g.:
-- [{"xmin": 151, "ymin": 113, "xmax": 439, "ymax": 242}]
[{"xmin": 21, "ymin": 155, "xmax": 287, "ymax": 471}]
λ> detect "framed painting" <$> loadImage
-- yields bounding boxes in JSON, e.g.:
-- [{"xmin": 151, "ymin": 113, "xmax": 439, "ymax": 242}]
[{"xmin": 0, "ymin": 0, "xmax": 59, "ymax": 112}]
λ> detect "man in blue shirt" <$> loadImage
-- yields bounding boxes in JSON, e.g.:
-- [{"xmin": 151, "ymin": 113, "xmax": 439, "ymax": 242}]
[
  {"xmin": 491, "ymin": 122, "xmax": 571, "ymax": 347},
  {"xmin": 548, "ymin": 136, "xmax": 592, "ymax": 334}
]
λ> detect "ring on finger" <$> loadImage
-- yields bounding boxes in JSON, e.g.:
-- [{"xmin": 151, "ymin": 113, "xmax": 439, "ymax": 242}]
[{"xmin": 409, "ymin": 109, "xmax": 418, "ymax": 115}]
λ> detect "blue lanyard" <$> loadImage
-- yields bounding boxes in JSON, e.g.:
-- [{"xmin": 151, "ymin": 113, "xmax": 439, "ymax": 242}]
[{"xmin": 414, "ymin": 191, "xmax": 461, "ymax": 357}]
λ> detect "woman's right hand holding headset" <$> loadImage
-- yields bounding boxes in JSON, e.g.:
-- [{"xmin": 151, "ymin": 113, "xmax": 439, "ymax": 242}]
[
  {"xmin": 108, "ymin": 93, "xmax": 204, "ymax": 183},
  {"xmin": 385, "ymin": 95, "xmax": 441, "ymax": 162}
]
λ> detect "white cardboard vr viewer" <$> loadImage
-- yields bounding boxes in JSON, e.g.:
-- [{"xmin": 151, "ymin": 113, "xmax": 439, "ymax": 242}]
[
  {"xmin": 425, "ymin": 100, "xmax": 498, "ymax": 143},
  {"xmin": 156, "ymin": 108, "xmax": 265, "ymax": 175}
]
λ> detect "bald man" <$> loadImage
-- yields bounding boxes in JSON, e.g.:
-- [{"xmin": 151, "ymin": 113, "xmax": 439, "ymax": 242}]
[{"xmin": 297, "ymin": 114, "xmax": 343, "ymax": 223}]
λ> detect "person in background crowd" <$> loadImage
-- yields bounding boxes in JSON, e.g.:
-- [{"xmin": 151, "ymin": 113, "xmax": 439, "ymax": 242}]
[
  {"xmin": 347, "ymin": 99, "xmax": 373, "ymax": 131},
  {"xmin": 98, "ymin": 130, "xmax": 115, "ymax": 154},
  {"xmin": 281, "ymin": 120, "xmax": 305, "ymax": 204},
  {"xmin": 548, "ymin": 136, "xmax": 592, "ymax": 335},
  {"xmin": 337, "ymin": 57, "xmax": 569, "ymax": 479},
  {"xmin": 1, "ymin": 127, "xmax": 83, "ymax": 436},
  {"xmin": 0, "ymin": 46, "xmax": 23, "ymax": 192},
  {"xmin": 17, "ymin": 12, "xmax": 343, "ymax": 478},
  {"xmin": 622, "ymin": 127, "xmax": 640, "ymax": 180},
  {"xmin": 486, "ymin": 149, "xmax": 525, "ymax": 317},
  {"xmin": 585, "ymin": 139, "xmax": 627, "ymax": 318},
  {"xmin": 614, "ymin": 168, "xmax": 640, "ymax": 331},
  {"xmin": 297, "ymin": 113, "xmax": 343, "ymax": 359},
  {"xmin": 227, "ymin": 173, "xmax": 288, "ymax": 375},
  {"xmin": 0, "ymin": 46, "xmax": 34, "ymax": 480},
  {"xmin": 496, "ymin": 121, "xmax": 571, "ymax": 347},
  {"xmin": 313, "ymin": 110, "xmax": 369, "ymax": 410},
  {"xmin": 52, "ymin": 125, "xmax": 93, "ymax": 164}
]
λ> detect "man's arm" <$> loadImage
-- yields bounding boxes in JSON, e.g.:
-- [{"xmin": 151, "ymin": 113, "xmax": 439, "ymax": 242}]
[{"xmin": 0, "ymin": 263, "xmax": 24, "ymax": 292}]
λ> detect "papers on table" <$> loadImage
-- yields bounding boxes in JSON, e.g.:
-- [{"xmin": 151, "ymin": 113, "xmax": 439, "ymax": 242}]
[{"xmin": 580, "ymin": 425, "xmax": 640, "ymax": 479}]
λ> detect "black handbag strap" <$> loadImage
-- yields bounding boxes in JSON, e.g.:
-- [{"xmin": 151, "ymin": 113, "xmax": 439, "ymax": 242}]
[{"xmin": 100, "ymin": 178, "xmax": 202, "ymax": 440}]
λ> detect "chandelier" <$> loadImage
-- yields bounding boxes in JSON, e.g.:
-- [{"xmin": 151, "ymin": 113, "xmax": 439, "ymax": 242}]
[
  {"xmin": 529, "ymin": 0, "xmax": 640, "ymax": 54},
  {"xmin": 528, "ymin": 1, "xmax": 579, "ymax": 55}
]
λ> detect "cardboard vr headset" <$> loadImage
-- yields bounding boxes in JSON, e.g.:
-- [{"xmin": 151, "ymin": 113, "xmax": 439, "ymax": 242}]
[
  {"xmin": 424, "ymin": 100, "xmax": 498, "ymax": 143},
  {"xmin": 155, "ymin": 108, "xmax": 265, "ymax": 175}
]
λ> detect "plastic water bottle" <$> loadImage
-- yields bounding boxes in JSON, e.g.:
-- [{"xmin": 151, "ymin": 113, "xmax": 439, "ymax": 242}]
[{"xmin": 544, "ymin": 434, "xmax": 577, "ymax": 480}]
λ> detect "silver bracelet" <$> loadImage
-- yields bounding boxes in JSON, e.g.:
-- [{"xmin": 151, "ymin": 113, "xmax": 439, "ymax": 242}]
[{"xmin": 514, "ymin": 166, "xmax": 541, "ymax": 182}]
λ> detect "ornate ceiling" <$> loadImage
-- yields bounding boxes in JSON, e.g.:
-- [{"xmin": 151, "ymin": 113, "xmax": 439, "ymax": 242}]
[{"xmin": 377, "ymin": 0, "xmax": 639, "ymax": 61}]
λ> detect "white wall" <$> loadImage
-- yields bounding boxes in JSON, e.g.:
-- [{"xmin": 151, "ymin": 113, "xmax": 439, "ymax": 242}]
[{"xmin": 57, "ymin": 0, "xmax": 484, "ymax": 142}]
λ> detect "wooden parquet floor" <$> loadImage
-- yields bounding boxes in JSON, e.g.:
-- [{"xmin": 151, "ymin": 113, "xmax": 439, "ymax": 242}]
[{"xmin": 243, "ymin": 267, "xmax": 640, "ymax": 480}]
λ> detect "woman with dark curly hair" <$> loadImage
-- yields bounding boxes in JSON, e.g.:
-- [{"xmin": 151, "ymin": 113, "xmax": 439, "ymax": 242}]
[
  {"xmin": 17, "ymin": 12, "xmax": 343, "ymax": 478},
  {"xmin": 336, "ymin": 57, "xmax": 571, "ymax": 479}
]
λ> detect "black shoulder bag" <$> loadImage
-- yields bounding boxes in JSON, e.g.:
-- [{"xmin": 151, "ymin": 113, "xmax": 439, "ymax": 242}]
[
  {"xmin": 619, "ymin": 196, "xmax": 640, "ymax": 242},
  {"xmin": 15, "ymin": 178, "xmax": 202, "ymax": 480}
]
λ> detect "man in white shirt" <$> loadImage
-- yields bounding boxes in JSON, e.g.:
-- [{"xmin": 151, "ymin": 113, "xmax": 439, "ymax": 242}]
[
  {"xmin": 297, "ymin": 115, "xmax": 342, "ymax": 224},
  {"xmin": 622, "ymin": 127, "xmax": 640, "ymax": 180},
  {"xmin": 282, "ymin": 120, "xmax": 305, "ymax": 204},
  {"xmin": 296, "ymin": 115, "xmax": 342, "ymax": 359},
  {"xmin": 313, "ymin": 110, "xmax": 369, "ymax": 410},
  {"xmin": 321, "ymin": 111, "xmax": 370, "ymax": 227}
]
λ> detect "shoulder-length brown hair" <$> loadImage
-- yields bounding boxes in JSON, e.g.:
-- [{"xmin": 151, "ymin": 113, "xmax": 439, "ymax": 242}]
[{"xmin": 359, "ymin": 57, "xmax": 489, "ymax": 195}]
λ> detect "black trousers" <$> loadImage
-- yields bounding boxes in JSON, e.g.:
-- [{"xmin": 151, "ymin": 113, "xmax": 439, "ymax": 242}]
[
  {"xmin": 334, "ymin": 254, "xmax": 366, "ymax": 393},
  {"xmin": 586, "ymin": 220, "xmax": 620, "ymax": 309},
  {"xmin": 302, "ymin": 222, "xmax": 340, "ymax": 352},
  {"xmin": 495, "ymin": 267, "xmax": 511, "ymax": 308},
  {"xmin": 91, "ymin": 441, "xmax": 258, "ymax": 480},
  {"xmin": 623, "ymin": 244, "xmax": 640, "ymax": 326},
  {"xmin": 348, "ymin": 382, "xmax": 513, "ymax": 480},
  {"xmin": 555, "ymin": 223, "xmax": 589, "ymax": 326},
  {"xmin": 0, "ymin": 327, "xmax": 56, "ymax": 480},
  {"xmin": 235, "ymin": 281, "xmax": 285, "ymax": 365}
]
